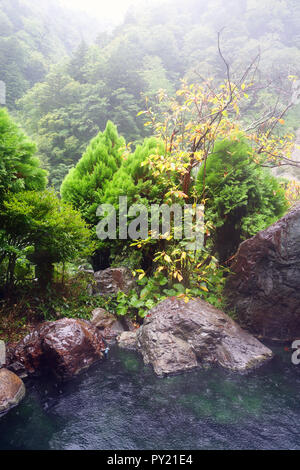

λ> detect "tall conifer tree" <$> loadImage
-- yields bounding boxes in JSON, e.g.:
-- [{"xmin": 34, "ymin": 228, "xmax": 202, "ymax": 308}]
[{"xmin": 61, "ymin": 121, "xmax": 125, "ymax": 225}]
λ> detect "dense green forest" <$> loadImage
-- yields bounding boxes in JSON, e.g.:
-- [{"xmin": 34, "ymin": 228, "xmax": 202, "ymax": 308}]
[
  {"xmin": 1, "ymin": 0, "xmax": 300, "ymax": 187},
  {"xmin": 0, "ymin": 0, "xmax": 300, "ymax": 336},
  {"xmin": 0, "ymin": 0, "xmax": 106, "ymax": 109}
]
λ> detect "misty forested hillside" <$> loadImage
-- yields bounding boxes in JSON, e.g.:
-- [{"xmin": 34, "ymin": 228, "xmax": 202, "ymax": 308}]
[
  {"xmin": 0, "ymin": 0, "xmax": 105, "ymax": 107},
  {"xmin": 1, "ymin": 0, "xmax": 300, "ymax": 187}
]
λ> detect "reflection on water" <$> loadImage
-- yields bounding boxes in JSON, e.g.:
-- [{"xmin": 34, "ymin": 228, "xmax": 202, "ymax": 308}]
[{"xmin": 0, "ymin": 344, "xmax": 300, "ymax": 450}]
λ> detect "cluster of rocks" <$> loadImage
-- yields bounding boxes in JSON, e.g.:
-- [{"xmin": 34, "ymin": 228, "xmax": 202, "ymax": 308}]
[
  {"xmin": 2, "ymin": 204, "xmax": 300, "ymax": 415},
  {"xmin": 0, "ymin": 268, "xmax": 136, "ymax": 416},
  {"xmin": 117, "ymin": 204, "xmax": 300, "ymax": 374}
]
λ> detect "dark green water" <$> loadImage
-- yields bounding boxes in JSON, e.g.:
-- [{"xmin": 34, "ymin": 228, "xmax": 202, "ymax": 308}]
[{"xmin": 0, "ymin": 344, "xmax": 300, "ymax": 450}]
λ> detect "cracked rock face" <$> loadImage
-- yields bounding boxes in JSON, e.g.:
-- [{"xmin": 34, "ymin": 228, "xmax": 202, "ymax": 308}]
[
  {"xmin": 0, "ymin": 368, "xmax": 25, "ymax": 415},
  {"xmin": 7, "ymin": 319, "xmax": 105, "ymax": 380},
  {"xmin": 120, "ymin": 297, "xmax": 273, "ymax": 377},
  {"xmin": 226, "ymin": 203, "xmax": 300, "ymax": 341}
]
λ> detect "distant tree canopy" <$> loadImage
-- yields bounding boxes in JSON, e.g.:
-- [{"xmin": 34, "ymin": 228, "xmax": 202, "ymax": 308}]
[{"xmin": 0, "ymin": 0, "xmax": 102, "ymax": 108}]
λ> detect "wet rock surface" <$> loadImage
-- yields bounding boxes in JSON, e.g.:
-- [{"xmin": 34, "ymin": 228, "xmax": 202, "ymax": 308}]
[
  {"xmin": 123, "ymin": 297, "xmax": 273, "ymax": 376},
  {"xmin": 118, "ymin": 331, "xmax": 138, "ymax": 350},
  {"xmin": 91, "ymin": 308, "xmax": 125, "ymax": 341},
  {"xmin": 226, "ymin": 203, "xmax": 300, "ymax": 341},
  {"xmin": 92, "ymin": 267, "xmax": 136, "ymax": 296},
  {"xmin": 0, "ymin": 368, "xmax": 25, "ymax": 415},
  {"xmin": 7, "ymin": 318, "xmax": 106, "ymax": 380}
]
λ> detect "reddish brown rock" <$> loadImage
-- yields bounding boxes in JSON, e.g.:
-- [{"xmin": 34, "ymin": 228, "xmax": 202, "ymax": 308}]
[
  {"xmin": 226, "ymin": 203, "xmax": 300, "ymax": 341},
  {"xmin": 0, "ymin": 368, "xmax": 25, "ymax": 414},
  {"xmin": 7, "ymin": 318, "xmax": 106, "ymax": 380}
]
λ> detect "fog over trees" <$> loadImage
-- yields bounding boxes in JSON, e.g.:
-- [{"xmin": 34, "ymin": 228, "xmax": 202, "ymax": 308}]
[{"xmin": 1, "ymin": 0, "xmax": 299, "ymax": 186}]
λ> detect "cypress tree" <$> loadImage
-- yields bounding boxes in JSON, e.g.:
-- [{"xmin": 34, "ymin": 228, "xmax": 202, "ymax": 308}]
[
  {"xmin": 104, "ymin": 136, "xmax": 165, "ymax": 208},
  {"xmin": 102, "ymin": 137, "xmax": 166, "ymax": 269},
  {"xmin": 61, "ymin": 121, "xmax": 125, "ymax": 226},
  {"xmin": 196, "ymin": 136, "xmax": 288, "ymax": 263}
]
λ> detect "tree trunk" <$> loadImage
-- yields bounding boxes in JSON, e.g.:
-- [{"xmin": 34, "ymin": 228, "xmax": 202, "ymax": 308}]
[
  {"xmin": 35, "ymin": 260, "xmax": 54, "ymax": 289},
  {"xmin": 6, "ymin": 254, "xmax": 16, "ymax": 291}
]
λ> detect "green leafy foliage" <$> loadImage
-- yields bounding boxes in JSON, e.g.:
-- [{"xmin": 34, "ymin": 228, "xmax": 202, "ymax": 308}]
[
  {"xmin": 103, "ymin": 137, "xmax": 166, "ymax": 207},
  {"xmin": 0, "ymin": 107, "xmax": 47, "ymax": 197},
  {"xmin": 0, "ymin": 189, "xmax": 94, "ymax": 287},
  {"xmin": 101, "ymin": 137, "xmax": 167, "ymax": 267},
  {"xmin": 97, "ymin": 265, "xmax": 230, "ymax": 320},
  {"xmin": 196, "ymin": 137, "xmax": 289, "ymax": 262}
]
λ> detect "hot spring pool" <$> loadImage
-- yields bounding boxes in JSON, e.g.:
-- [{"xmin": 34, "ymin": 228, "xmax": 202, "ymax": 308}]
[{"xmin": 0, "ymin": 344, "xmax": 300, "ymax": 450}]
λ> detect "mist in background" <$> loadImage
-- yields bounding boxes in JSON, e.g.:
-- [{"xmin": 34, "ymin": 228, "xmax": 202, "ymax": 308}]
[
  {"xmin": 59, "ymin": 0, "xmax": 142, "ymax": 25},
  {"xmin": 0, "ymin": 0, "xmax": 299, "ymax": 186}
]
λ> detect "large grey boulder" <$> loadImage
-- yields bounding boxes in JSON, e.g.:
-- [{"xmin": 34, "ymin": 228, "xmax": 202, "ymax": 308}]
[
  {"xmin": 120, "ymin": 297, "xmax": 273, "ymax": 377},
  {"xmin": 0, "ymin": 341, "xmax": 5, "ymax": 367},
  {"xmin": 92, "ymin": 267, "xmax": 136, "ymax": 296},
  {"xmin": 226, "ymin": 203, "xmax": 300, "ymax": 341},
  {"xmin": 0, "ymin": 368, "xmax": 25, "ymax": 414}
]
